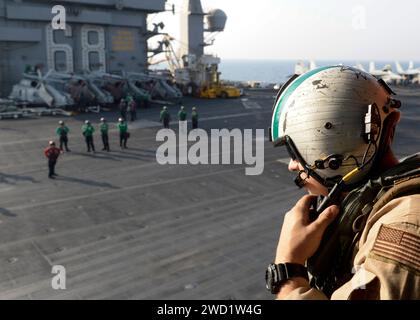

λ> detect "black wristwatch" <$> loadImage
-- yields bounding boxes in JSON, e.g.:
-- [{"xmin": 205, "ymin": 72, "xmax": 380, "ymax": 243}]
[{"xmin": 265, "ymin": 263, "xmax": 309, "ymax": 294}]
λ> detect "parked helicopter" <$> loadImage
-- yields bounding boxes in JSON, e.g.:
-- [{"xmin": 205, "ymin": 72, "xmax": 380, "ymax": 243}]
[
  {"xmin": 80, "ymin": 71, "xmax": 115, "ymax": 107},
  {"xmin": 125, "ymin": 71, "xmax": 182, "ymax": 104},
  {"xmin": 9, "ymin": 69, "xmax": 74, "ymax": 108}
]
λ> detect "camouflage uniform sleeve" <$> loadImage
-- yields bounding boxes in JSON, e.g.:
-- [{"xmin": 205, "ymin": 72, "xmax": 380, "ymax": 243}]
[{"xmin": 331, "ymin": 195, "xmax": 420, "ymax": 300}]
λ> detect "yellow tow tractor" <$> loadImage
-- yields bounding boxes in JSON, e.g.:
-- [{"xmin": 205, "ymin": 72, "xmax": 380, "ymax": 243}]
[
  {"xmin": 199, "ymin": 86, "xmax": 217, "ymax": 99},
  {"xmin": 198, "ymin": 62, "xmax": 241, "ymax": 99},
  {"xmin": 213, "ymin": 84, "xmax": 241, "ymax": 98},
  {"xmin": 199, "ymin": 83, "xmax": 241, "ymax": 99}
]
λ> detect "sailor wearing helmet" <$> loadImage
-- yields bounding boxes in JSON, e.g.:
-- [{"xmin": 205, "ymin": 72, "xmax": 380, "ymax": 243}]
[
  {"xmin": 100, "ymin": 117, "xmax": 110, "ymax": 151},
  {"xmin": 266, "ymin": 65, "xmax": 420, "ymax": 300}
]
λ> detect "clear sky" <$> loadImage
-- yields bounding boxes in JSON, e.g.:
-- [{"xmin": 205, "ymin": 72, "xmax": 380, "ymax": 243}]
[{"xmin": 148, "ymin": 0, "xmax": 420, "ymax": 61}]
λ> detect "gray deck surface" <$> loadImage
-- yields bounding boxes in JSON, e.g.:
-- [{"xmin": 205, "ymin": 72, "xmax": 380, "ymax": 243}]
[{"xmin": 0, "ymin": 88, "xmax": 418, "ymax": 300}]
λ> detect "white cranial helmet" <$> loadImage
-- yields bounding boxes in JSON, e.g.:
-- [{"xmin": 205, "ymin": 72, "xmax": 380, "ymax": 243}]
[{"xmin": 271, "ymin": 65, "xmax": 400, "ymax": 188}]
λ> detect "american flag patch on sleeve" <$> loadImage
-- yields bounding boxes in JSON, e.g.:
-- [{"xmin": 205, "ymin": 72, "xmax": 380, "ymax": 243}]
[{"xmin": 371, "ymin": 225, "xmax": 420, "ymax": 272}]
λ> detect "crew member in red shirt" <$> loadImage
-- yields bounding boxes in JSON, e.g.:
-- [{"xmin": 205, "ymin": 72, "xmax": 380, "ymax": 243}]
[{"xmin": 44, "ymin": 141, "xmax": 61, "ymax": 179}]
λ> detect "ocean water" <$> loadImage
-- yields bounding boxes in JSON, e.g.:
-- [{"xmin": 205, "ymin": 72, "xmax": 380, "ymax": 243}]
[{"xmin": 218, "ymin": 59, "xmax": 420, "ymax": 84}]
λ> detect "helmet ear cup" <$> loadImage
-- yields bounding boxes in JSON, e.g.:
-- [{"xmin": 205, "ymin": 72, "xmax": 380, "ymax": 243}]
[{"xmin": 370, "ymin": 111, "xmax": 401, "ymax": 169}]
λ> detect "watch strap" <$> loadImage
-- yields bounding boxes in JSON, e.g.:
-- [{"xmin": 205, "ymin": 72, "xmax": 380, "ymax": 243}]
[
  {"xmin": 266, "ymin": 262, "xmax": 309, "ymax": 294},
  {"xmin": 280, "ymin": 263, "xmax": 309, "ymax": 281}
]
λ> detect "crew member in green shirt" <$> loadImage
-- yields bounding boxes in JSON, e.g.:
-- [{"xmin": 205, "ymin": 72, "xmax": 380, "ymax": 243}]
[
  {"xmin": 160, "ymin": 106, "xmax": 171, "ymax": 129},
  {"xmin": 56, "ymin": 120, "xmax": 70, "ymax": 152},
  {"xmin": 178, "ymin": 106, "xmax": 187, "ymax": 121},
  {"xmin": 118, "ymin": 118, "xmax": 129, "ymax": 149},
  {"xmin": 191, "ymin": 107, "xmax": 198, "ymax": 129},
  {"xmin": 100, "ymin": 117, "xmax": 110, "ymax": 152},
  {"xmin": 82, "ymin": 120, "xmax": 95, "ymax": 152}
]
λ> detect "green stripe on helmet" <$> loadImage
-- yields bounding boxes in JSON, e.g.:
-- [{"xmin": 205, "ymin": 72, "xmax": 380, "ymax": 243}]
[{"xmin": 271, "ymin": 66, "xmax": 336, "ymax": 143}]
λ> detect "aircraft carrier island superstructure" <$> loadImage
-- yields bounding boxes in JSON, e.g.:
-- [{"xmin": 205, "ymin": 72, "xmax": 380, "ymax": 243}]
[{"xmin": 0, "ymin": 0, "xmax": 166, "ymax": 96}]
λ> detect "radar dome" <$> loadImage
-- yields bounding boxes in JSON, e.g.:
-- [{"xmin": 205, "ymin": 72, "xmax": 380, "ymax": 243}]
[{"xmin": 206, "ymin": 9, "xmax": 227, "ymax": 32}]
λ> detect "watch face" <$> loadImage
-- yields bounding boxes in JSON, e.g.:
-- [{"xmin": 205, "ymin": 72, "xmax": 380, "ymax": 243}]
[
  {"xmin": 265, "ymin": 267, "xmax": 272, "ymax": 290},
  {"xmin": 265, "ymin": 264, "xmax": 278, "ymax": 293}
]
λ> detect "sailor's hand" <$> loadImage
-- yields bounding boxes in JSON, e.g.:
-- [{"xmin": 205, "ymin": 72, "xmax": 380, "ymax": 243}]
[{"xmin": 275, "ymin": 195, "xmax": 339, "ymax": 264}]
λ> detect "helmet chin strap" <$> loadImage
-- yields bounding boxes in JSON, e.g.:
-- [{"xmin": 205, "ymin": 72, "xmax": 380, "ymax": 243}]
[{"xmin": 294, "ymin": 170, "xmax": 309, "ymax": 188}]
